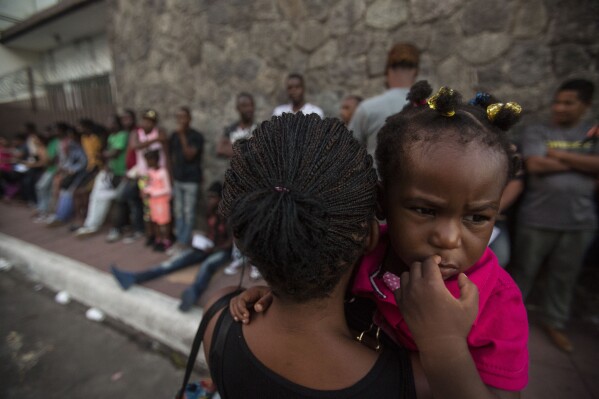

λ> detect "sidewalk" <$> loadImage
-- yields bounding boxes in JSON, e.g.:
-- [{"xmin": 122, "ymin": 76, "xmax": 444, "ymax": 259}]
[{"xmin": 1, "ymin": 201, "xmax": 598, "ymax": 398}]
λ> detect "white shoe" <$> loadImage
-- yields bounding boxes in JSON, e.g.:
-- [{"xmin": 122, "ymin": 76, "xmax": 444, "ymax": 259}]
[
  {"xmin": 75, "ymin": 226, "xmax": 98, "ymax": 238},
  {"xmin": 105, "ymin": 228, "xmax": 121, "ymax": 243},
  {"xmin": 224, "ymin": 259, "xmax": 243, "ymax": 275},
  {"xmin": 122, "ymin": 231, "xmax": 144, "ymax": 244},
  {"xmin": 249, "ymin": 265, "xmax": 262, "ymax": 281}
]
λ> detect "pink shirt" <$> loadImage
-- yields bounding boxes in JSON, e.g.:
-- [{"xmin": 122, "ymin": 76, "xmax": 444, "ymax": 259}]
[
  {"xmin": 135, "ymin": 127, "xmax": 166, "ymax": 176},
  {"xmin": 144, "ymin": 168, "xmax": 171, "ymax": 199},
  {"xmin": 352, "ymin": 225, "xmax": 529, "ymax": 391}
]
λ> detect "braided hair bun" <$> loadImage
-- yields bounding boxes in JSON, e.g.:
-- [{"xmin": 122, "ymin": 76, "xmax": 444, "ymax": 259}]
[{"xmin": 220, "ymin": 113, "xmax": 378, "ymax": 302}]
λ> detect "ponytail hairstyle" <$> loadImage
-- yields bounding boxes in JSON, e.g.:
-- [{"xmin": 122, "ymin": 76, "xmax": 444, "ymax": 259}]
[
  {"xmin": 377, "ymin": 85, "xmax": 522, "ymax": 186},
  {"xmin": 220, "ymin": 113, "xmax": 378, "ymax": 302}
]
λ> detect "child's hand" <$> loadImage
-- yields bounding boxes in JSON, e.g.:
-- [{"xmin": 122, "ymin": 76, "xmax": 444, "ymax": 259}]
[
  {"xmin": 229, "ymin": 285, "xmax": 272, "ymax": 324},
  {"xmin": 393, "ymin": 255, "xmax": 479, "ymax": 353}
]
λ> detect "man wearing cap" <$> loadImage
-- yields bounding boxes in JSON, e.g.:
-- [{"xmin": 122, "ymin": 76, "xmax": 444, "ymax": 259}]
[{"xmin": 348, "ymin": 42, "xmax": 419, "ymax": 155}]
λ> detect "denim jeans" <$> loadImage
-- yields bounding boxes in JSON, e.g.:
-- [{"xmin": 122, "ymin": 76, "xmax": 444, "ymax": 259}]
[
  {"xmin": 113, "ymin": 178, "xmax": 144, "ymax": 233},
  {"xmin": 35, "ymin": 170, "xmax": 55, "ymax": 214},
  {"xmin": 133, "ymin": 248, "xmax": 208, "ymax": 284},
  {"xmin": 189, "ymin": 250, "xmax": 231, "ymax": 297},
  {"xmin": 173, "ymin": 180, "xmax": 199, "ymax": 246}
]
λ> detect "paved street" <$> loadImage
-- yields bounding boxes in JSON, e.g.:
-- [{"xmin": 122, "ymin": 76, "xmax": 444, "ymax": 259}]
[{"xmin": 0, "ymin": 269, "xmax": 190, "ymax": 399}]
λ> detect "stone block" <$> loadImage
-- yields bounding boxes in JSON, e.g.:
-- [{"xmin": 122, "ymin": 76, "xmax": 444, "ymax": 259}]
[
  {"xmin": 329, "ymin": 0, "xmax": 367, "ymax": 36},
  {"xmin": 428, "ymin": 20, "xmax": 462, "ymax": 61},
  {"xmin": 365, "ymin": 0, "xmax": 408, "ymax": 30},
  {"xmin": 410, "ymin": 0, "xmax": 461, "ymax": 24},
  {"xmin": 513, "ymin": 0, "xmax": 548, "ymax": 38},
  {"xmin": 308, "ymin": 40, "xmax": 338, "ymax": 69},
  {"xmin": 507, "ymin": 41, "xmax": 552, "ymax": 86},
  {"xmin": 459, "ymin": 32, "xmax": 511, "ymax": 65},
  {"xmin": 553, "ymin": 44, "xmax": 592, "ymax": 77},
  {"xmin": 295, "ymin": 20, "xmax": 329, "ymax": 52},
  {"xmin": 436, "ymin": 56, "xmax": 475, "ymax": 96},
  {"xmin": 460, "ymin": 0, "xmax": 512, "ymax": 35}
]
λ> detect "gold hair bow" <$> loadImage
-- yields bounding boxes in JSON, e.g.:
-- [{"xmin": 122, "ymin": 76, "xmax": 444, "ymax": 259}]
[
  {"xmin": 486, "ymin": 102, "xmax": 522, "ymax": 122},
  {"xmin": 427, "ymin": 87, "xmax": 456, "ymax": 117}
]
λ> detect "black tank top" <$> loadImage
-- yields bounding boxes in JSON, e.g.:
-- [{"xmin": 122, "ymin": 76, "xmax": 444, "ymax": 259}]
[{"xmin": 209, "ymin": 310, "xmax": 416, "ymax": 399}]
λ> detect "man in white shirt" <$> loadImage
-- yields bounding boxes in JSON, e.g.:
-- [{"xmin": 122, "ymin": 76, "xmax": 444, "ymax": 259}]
[
  {"xmin": 272, "ymin": 73, "xmax": 324, "ymax": 118},
  {"xmin": 349, "ymin": 43, "xmax": 419, "ymax": 156}
]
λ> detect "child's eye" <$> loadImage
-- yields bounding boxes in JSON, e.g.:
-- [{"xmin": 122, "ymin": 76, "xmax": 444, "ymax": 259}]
[
  {"xmin": 412, "ymin": 207, "xmax": 436, "ymax": 216},
  {"xmin": 463, "ymin": 214, "xmax": 490, "ymax": 223}
]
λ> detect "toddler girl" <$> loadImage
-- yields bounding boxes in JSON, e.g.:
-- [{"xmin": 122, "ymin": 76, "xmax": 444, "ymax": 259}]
[{"xmin": 142, "ymin": 149, "xmax": 172, "ymax": 251}]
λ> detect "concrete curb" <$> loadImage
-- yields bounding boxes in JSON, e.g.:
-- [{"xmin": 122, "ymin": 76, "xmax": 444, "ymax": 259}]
[{"xmin": 0, "ymin": 232, "xmax": 205, "ymax": 365}]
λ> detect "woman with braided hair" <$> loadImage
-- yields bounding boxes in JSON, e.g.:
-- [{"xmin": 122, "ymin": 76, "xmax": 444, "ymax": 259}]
[{"xmin": 231, "ymin": 86, "xmax": 529, "ymax": 398}]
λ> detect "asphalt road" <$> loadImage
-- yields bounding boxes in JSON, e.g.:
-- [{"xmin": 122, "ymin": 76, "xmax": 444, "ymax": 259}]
[{"xmin": 0, "ymin": 268, "xmax": 192, "ymax": 399}]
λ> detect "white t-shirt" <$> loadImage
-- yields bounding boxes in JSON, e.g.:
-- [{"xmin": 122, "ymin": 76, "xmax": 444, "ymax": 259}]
[{"xmin": 272, "ymin": 103, "xmax": 324, "ymax": 118}]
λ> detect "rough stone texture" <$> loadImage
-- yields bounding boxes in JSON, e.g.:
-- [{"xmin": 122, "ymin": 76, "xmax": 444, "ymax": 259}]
[
  {"xmin": 553, "ymin": 44, "xmax": 593, "ymax": 78},
  {"xmin": 107, "ymin": 0, "xmax": 599, "ymax": 185},
  {"xmin": 365, "ymin": 0, "xmax": 408, "ymax": 30},
  {"xmin": 461, "ymin": 0, "xmax": 512, "ymax": 35},
  {"xmin": 513, "ymin": 0, "xmax": 548, "ymax": 38},
  {"xmin": 459, "ymin": 33, "xmax": 512, "ymax": 65}
]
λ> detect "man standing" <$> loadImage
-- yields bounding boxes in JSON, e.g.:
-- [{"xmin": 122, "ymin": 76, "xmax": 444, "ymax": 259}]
[
  {"xmin": 510, "ymin": 79, "xmax": 598, "ymax": 352},
  {"xmin": 217, "ymin": 93, "xmax": 257, "ymax": 158},
  {"xmin": 349, "ymin": 42, "xmax": 419, "ymax": 155},
  {"xmin": 272, "ymin": 73, "xmax": 324, "ymax": 118},
  {"xmin": 169, "ymin": 106, "xmax": 204, "ymax": 254}
]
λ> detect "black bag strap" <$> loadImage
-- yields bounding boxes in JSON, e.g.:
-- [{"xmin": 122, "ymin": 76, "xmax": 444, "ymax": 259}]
[
  {"xmin": 176, "ymin": 289, "xmax": 243, "ymax": 399},
  {"xmin": 208, "ymin": 304, "xmax": 236, "ymax": 395}
]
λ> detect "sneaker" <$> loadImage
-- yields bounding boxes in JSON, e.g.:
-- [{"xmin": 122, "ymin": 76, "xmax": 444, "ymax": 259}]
[
  {"xmin": 223, "ymin": 259, "xmax": 243, "ymax": 275},
  {"xmin": 46, "ymin": 217, "xmax": 64, "ymax": 228},
  {"xmin": 106, "ymin": 228, "xmax": 121, "ymax": 243},
  {"xmin": 153, "ymin": 241, "xmax": 166, "ymax": 252},
  {"xmin": 68, "ymin": 224, "xmax": 80, "ymax": 232},
  {"xmin": 110, "ymin": 264, "xmax": 136, "ymax": 290},
  {"xmin": 249, "ymin": 265, "xmax": 262, "ymax": 281},
  {"xmin": 144, "ymin": 235, "xmax": 156, "ymax": 246},
  {"xmin": 166, "ymin": 244, "xmax": 184, "ymax": 257},
  {"xmin": 75, "ymin": 226, "xmax": 98, "ymax": 238},
  {"xmin": 33, "ymin": 214, "xmax": 49, "ymax": 224},
  {"xmin": 122, "ymin": 231, "xmax": 145, "ymax": 244},
  {"xmin": 179, "ymin": 287, "xmax": 198, "ymax": 312}
]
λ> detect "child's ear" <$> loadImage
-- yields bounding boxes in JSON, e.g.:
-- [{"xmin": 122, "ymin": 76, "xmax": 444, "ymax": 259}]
[
  {"xmin": 364, "ymin": 219, "xmax": 380, "ymax": 254},
  {"xmin": 376, "ymin": 182, "xmax": 386, "ymax": 221}
]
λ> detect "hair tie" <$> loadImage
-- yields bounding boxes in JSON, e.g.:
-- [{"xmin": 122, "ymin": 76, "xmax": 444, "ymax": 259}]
[
  {"xmin": 487, "ymin": 102, "xmax": 522, "ymax": 122},
  {"xmin": 469, "ymin": 92, "xmax": 491, "ymax": 106},
  {"xmin": 274, "ymin": 186, "xmax": 290, "ymax": 193},
  {"xmin": 427, "ymin": 87, "xmax": 456, "ymax": 117}
]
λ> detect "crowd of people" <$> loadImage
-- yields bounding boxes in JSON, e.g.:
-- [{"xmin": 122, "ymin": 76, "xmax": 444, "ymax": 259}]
[{"xmin": 1, "ymin": 41, "xmax": 597, "ymax": 378}]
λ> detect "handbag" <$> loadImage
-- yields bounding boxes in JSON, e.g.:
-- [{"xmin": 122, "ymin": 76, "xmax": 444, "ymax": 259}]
[{"xmin": 175, "ymin": 289, "xmax": 243, "ymax": 399}]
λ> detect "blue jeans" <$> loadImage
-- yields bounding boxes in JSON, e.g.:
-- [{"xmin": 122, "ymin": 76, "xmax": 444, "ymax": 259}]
[
  {"xmin": 189, "ymin": 250, "xmax": 231, "ymax": 297},
  {"xmin": 35, "ymin": 170, "xmax": 55, "ymax": 214},
  {"xmin": 133, "ymin": 248, "xmax": 208, "ymax": 284},
  {"xmin": 173, "ymin": 181, "xmax": 199, "ymax": 246}
]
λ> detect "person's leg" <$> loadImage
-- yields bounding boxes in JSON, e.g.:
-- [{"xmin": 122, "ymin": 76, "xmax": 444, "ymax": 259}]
[
  {"xmin": 179, "ymin": 250, "xmax": 231, "ymax": 311},
  {"xmin": 179, "ymin": 182, "xmax": 199, "ymax": 247},
  {"xmin": 508, "ymin": 225, "xmax": 559, "ymax": 300},
  {"xmin": 173, "ymin": 181, "xmax": 184, "ymax": 245},
  {"xmin": 111, "ymin": 248, "xmax": 207, "ymax": 289},
  {"xmin": 542, "ymin": 229, "xmax": 595, "ymax": 329},
  {"xmin": 35, "ymin": 170, "xmax": 54, "ymax": 215}
]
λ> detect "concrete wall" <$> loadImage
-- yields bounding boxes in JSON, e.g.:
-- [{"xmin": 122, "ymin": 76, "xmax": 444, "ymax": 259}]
[{"xmin": 107, "ymin": 0, "xmax": 599, "ymax": 185}]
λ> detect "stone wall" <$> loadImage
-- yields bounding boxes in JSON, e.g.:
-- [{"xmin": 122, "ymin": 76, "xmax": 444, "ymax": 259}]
[{"xmin": 107, "ymin": 0, "xmax": 599, "ymax": 184}]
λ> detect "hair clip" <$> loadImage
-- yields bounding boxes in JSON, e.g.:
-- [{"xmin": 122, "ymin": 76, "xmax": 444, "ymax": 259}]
[
  {"xmin": 468, "ymin": 92, "xmax": 491, "ymax": 106},
  {"xmin": 486, "ymin": 102, "xmax": 522, "ymax": 122},
  {"xmin": 274, "ymin": 186, "xmax": 290, "ymax": 193},
  {"xmin": 427, "ymin": 87, "xmax": 456, "ymax": 117}
]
